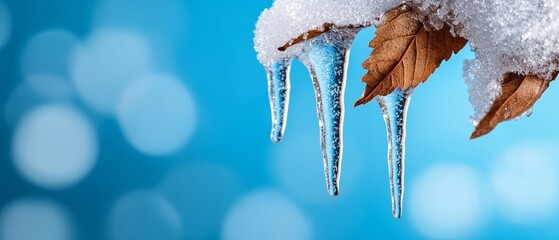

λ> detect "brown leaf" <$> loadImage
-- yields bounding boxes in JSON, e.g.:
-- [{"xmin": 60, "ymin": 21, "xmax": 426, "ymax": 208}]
[
  {"xmin": 278, "ymin": 23, "xmax": 367, "ymax": 51},
  {"xmin": 354, "ymin": 6, "xmax": 467, "ymax": 106},
  {"xmin": 470, "ymin": 73, "xmax": 554, "ymax": 139}
]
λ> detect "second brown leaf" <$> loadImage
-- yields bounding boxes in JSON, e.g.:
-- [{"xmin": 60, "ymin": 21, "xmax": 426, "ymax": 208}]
[{"xmin": 470, "ymin": 73, "xmax": 556, "ymax": 139}]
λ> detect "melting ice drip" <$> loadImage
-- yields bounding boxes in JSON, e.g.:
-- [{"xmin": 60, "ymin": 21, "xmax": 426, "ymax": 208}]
[
  {"xmin": 377, "ymin": 87, "xmax": 414, "ymax": 219},
  {"xmin": 298, "ymin": 32, "xmax": 354, "ymax": 197},
  {"xmin": 264, "ymin": 28, "xmax": 413, "ymax": 217},
  {"xmin": 266, "ymin": 59, "xmax": 291, "ymax": 143},
  {"xmin": 266, "ymin": 29, "xmax": 357, "ymax": 197}
]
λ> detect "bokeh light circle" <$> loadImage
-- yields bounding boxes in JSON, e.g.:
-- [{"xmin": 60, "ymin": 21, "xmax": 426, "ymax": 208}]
[
  {"xmin": 0, "ymin": 198, "xmax": 74, "ymax": 240},
  {"xmin": 70, "ymin": 29, "xmax": 153, "ymax": 114},
  {"xmin": 12, "ymin": 104, "xmax": 97, "ymax": 189},
  {"xmin": 108, "ymin": 190, "xmax": 182, "ymax": 240},
  {"xmin": 492, "ymin": 143, "xmax": 559, "ymax": 223},
  {"xmin": 222, "ymin": 189, "xmax": 313, "ymax": 240},
  {"xmin": 21, "ymin": 29, "xmax": 79, "ymax": 77},
  {"xmin": 409, "ymin": 164, "xmax": 483, "ymax": 239},
  {"xmin": 159, "ymin": 161, "xmax": 243, "ymax": 239},
  {"xmin": 116, "ymin": 74, "xmax": 195, "ymax": 156}
]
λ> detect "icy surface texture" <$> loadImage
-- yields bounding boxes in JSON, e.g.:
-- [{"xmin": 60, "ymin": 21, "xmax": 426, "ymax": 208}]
[
  {"xmin": 296, "ymin": 30, "xmax": 357, "ymax": 196},
  {"xmin": 378, "ymin": 87, "xmax": 414, "ymax": 219},
  {"xmin": 266, "ymin": 59, "xmax": 291, "ymax": 143},
  {"xmin": 254, "ymin": 0, "xmax": 402, "ymax": 64}
]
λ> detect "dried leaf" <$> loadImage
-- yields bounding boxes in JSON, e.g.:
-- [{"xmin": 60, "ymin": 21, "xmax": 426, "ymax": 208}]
[
  {"xmin": 278, "ymin": 23, "xmax": 366, "ymax": 51},
  {"xmin": 470, "ymin": 73, "xmax": 554, "ymax": 139},
  {"xmin": 355, "ymin": 6, "xmax": 467, "ymax": 106}
]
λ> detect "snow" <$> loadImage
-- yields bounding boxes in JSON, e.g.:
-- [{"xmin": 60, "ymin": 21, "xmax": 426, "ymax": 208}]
[
  {"xmin": 414, "ymin": 0, "xmax": 559, "ymax": 122},
  {"xmin": 254, "ymin": 0, "xmax": 402, "ymax": 65},
  {"xmin": 254, "ymin": 0, "xmax": 559, "ymax": 122}
]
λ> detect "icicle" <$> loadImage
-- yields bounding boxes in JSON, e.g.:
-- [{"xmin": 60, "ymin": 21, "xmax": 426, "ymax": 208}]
[
  {"xmin": 377, "ymin": 87, "xmax": 414, "ymax": 219},
  {"xmin": 512, "ymin": 107, "xmax": 534, "ymax": 121},
  {"xmin": 266, "ymin": 58, "xmax": 292, "ymax": 143},
  {"xmin": 297, "ymin": 29, "xmax": 358, "ymax": 197}
]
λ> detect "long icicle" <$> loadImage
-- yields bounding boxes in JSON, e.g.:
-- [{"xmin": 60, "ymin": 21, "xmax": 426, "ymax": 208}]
[
  {"xmin": 266, "ymin": 58, "xmax": 291, "ymax": 143},
  {"xmin": 298, "ymin": 30, "xmax": 356, "ymax": 196},
  {"xmin": 377, "ymin": 87, "xmax": 414, "ymax": 219}
]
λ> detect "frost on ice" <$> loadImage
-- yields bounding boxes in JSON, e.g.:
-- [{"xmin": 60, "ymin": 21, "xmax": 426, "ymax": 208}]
[
  {"xmin": 378, "ymin": 87, "xmax": 414, "ymax": 219},
  {"xmin": 266, "ymin": 59, "xmax": 291, "ymax": 143},
  {"xmin": 254, "ymin": 0, "xmax": 559, "ymax": 218},
  {"xmin": 296, "ymin": 29, "xmax": 358, "ymax": 197}
]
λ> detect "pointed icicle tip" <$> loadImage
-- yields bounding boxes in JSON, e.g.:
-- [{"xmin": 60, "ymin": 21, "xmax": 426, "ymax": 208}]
[
  {"xmin": 296, "ymin": 29, "xmax": 357, "ymax": 198},
  {"xmin": 266, "ymin": 58, "xmax": 291, "ymax": 144},
  {"xmin": 377, "ymin": 87, "xmax": 414, "ymax": 220},
  {"xmin": 328, "ymin": 184, "xmax": 339, "ymax": 197}
]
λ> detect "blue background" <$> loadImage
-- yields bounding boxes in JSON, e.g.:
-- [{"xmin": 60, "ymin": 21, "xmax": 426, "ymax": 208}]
[{"xmin": 1, "ymin": 0, "xmax": 559, "ymax": 239}]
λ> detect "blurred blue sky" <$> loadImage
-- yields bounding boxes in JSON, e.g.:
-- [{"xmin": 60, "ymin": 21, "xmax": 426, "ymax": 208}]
[{"xmin": 1, "ymin": 0, "xmax": 559, "ymax": 239}]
